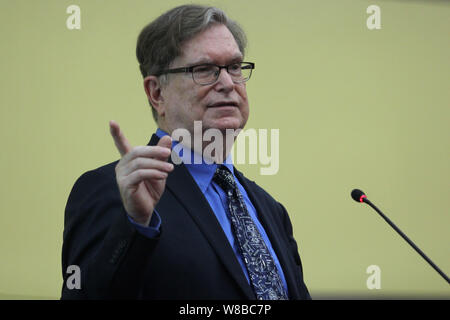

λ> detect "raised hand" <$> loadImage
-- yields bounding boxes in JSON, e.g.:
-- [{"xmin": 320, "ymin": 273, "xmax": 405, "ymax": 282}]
[{"xmin": 109, "ymin": 120, "xmax": 174, "ymax": 226}]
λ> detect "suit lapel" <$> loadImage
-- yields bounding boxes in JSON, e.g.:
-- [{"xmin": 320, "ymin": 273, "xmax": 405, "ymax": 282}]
[
  {"xmin": 234, "ymin": 169, "xmax": 301, "ymax": 299},
  {"xmin": 148, "ymin": 135, "xmax": 255, "ymax": 299}
]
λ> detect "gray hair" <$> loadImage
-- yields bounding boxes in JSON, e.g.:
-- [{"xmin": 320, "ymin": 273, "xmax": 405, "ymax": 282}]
[{"xmin": 136, "ymin": 4, "xmax": 247, "ymax": 121}]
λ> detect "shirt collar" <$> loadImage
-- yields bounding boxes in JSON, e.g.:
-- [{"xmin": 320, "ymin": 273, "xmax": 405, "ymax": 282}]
[{"xmin": 155, "ymin": 128, "xmax": 234, "ymax": 193}]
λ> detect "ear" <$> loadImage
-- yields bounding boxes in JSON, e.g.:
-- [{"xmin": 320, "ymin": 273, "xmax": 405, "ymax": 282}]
[{"xmin": 144, "ymin": 76, "xmax": 165, "ymax": 117}]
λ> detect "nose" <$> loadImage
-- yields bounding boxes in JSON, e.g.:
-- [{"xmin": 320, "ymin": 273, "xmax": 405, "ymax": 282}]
[{"xmin": 214, "ymin": 68, "xmax": 234, "ymax": 93}]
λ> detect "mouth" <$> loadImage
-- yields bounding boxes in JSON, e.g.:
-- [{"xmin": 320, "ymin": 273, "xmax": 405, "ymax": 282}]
[{"xmin": 207, "ymin": 101, "xmax": 239, "ymax": 108}]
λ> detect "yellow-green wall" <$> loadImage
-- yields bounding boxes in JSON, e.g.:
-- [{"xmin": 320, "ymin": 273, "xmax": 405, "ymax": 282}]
[{"xmin": 0, "ymin": 0, "xmax": 448, "ymax": 299}]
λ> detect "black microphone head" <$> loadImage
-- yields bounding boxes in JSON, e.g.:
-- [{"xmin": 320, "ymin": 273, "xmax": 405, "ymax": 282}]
[{"xmin": 351, "ymin": 189, "xmax": 366, "ymax": 203}]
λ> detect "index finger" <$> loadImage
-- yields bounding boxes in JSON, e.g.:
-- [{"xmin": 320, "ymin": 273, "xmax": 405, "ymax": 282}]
[{"xmin": 109, "ymin": 120, "xmax": 132, "ymax": 157}]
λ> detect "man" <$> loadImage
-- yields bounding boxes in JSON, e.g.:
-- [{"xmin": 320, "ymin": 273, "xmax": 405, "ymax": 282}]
[{"xmin": 61, "ymin": 4, "xmax": 310, "ymax": 300}]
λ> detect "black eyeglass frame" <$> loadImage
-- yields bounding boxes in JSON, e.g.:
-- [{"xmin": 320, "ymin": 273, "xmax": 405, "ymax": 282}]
[{"xmin": 154, "ymin": 62, "xmax": 255, "ymax": 85}]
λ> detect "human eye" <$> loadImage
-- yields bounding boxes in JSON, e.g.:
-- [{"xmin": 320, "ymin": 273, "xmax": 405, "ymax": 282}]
[
  {"xmin": 193, "ymin": 64, "xmax": 215, "ymax": 75},
  {"xmin": 228, "ymin": 63, "xmax": 242, "ymax": 74}
]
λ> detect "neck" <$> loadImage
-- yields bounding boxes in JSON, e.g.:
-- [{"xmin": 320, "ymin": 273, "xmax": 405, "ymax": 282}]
[{"xmin": 159, "ymin": 125, "xmax": 239, "ymax": 164}]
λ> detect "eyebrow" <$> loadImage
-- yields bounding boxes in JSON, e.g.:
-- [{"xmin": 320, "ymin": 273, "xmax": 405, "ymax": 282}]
[{"xmin": 188, "ymin": 54, "xmax": 244, "ymax": 67}]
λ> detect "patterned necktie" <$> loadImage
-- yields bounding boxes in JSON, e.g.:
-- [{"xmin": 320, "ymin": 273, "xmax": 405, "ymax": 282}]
[{"xmin": 213, "ymin": 165, "xmax": 288, "ymax": 300}]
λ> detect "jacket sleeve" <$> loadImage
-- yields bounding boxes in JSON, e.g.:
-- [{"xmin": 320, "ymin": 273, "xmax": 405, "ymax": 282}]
[
  {"xmin": 278, "ymin": 202, "xmax": 311, "ymax": 300},
  {"xmin": 61, "ymin": 169, "xmax": 160, "ymax": 299}
]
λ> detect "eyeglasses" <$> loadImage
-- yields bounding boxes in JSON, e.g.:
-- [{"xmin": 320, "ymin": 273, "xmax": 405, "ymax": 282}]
[{"xmin": 155, "ymin": 62, "xmax": 255, "ymax": 85}]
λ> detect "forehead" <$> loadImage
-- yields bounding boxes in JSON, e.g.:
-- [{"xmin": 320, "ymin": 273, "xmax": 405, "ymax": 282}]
[{"xmin": 177, "ymin": 24, "xmax": 242, "ymax": 65}]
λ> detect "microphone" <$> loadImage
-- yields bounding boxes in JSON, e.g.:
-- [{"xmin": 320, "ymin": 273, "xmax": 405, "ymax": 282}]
[{"xmin": 351, "ymin": 188, "xmax": 450, "ymax": 284}]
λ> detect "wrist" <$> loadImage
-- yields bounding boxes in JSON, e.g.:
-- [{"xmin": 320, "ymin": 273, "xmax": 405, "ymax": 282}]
[{"xmin": 128, "ymin": 213, "xmax": 151, "ymax": 227}]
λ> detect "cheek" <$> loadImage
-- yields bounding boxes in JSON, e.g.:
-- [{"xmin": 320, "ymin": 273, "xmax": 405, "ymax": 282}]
[
  {"xmin": 166, "ymin": 83, "xmax": 200, "ymax": 115},
  {"xmin": 196, "ymin": 86, "xmax": 210, "ymax": 102},
  {"xmin": 236, "ymin": 83, "xmax": 248, "ymax": 98},
  {"xmin": 237, "ymin": 86, "xmax": 249, "ymax": 110},
  {"xmin": 188, "ymin": 87, "xmax": 210, "ymax": 116},
  {"xmin": 188, "ymin": 90, "xmax": 206, "ymax": 116}
]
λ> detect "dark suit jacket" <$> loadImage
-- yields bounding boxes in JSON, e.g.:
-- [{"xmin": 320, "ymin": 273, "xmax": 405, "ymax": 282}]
[{"xmin": 61, "ymin": 134, "xmax": 310, "ymax": 299}]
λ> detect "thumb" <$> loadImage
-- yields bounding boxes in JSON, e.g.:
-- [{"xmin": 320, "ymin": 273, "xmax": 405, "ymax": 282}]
[
  {"xmin": 157, "ymin": 135, "xmax": 173, "ymax": 162},
  {"xmin": 157, "ymin": 135, "xmax": 172, "ymax": 150}
]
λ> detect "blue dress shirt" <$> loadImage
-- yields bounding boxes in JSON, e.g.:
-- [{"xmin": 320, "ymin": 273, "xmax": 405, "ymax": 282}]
[{"xmin": 127, "ymin": 128, "xmax": 288, "ymax": 294}]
